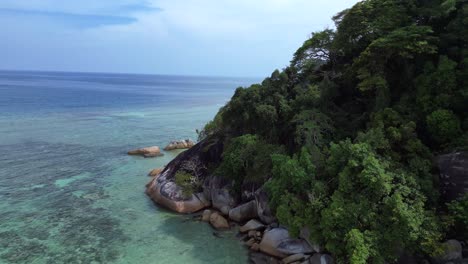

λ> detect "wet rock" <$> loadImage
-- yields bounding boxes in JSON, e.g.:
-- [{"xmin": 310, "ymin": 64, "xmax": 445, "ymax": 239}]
[
  {"xmin": 249, "ymin": 252, "xmax": 281, "ymax": 264},
  {"xmin": 128, "ymin": 146, "xmax": 163, "ymax": 157},
  {"xmin": 246, "ymin": 238, "xmax": 256, "ymax": 247},
  {"xmin": 201, "ymin": 209, "xmax": 212, "ymax": 222},
  {"xmin": 251, "ymin": 243, "xmax": 260, "ymax": 252},
  {"xmin": 209, "ymin": 212, "xmax": 230, "ymax": 230},
  {"xmin": 164, "ymin": 139, "xmax": 195, "ymax": 151},
  {"xmin": 282, "ymin": 253, "xmax": 306, "ymax": 264},
  {"xmin": 248, "ymin": 230, "xmax": 257, "ymax": 238},
  {"xmin": 240, "ymin": 219, "xmax": 266, "ymax": 233},
  {"xmin": 148, "ymin": 167, "xmax": 164, "ymax": 177},
  {"xmin": 145, "ymin": 172, "xmax": 209, "ymax": 213},
  {"xmin": 431, "ymin": 240, "xmax": 463, "ymax": 263},
  {"xmin": 309, "ymin": 254, "xmax": 334, "ymax": 264},
  {"xmin": 229, "ymin": 200, "xmax": 258, "ymax": 222}
]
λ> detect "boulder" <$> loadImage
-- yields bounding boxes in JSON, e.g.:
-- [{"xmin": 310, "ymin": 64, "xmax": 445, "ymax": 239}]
[
  {"xmin": 209, "ymin": 212, "xmax": 230, "ymax": 230},
  {"xmin": 229, "ymin": 200, "xmax": 258, "ymax": 222},
  {"xmin": 299, "ymin": 227, "xmax": 321, "ymax": 253},
  {"xmin": 148, "ymin": 167, "xmax": 164, "ymax": 177},
  {"xmin": 246, "ymin": 238, "xmax": 256, "ymax": 247},
  {"xmin": 249, "ymin": 252, "xmax": 281, "ymax": 264},
  {"xmin": 145, "ymin": 170, "xmax": 209, "ymax": 214},
  {"xmin": 437, "ymin": 152, "xmax": 468, "ymax": 202},
  {"xmin": 146, "ymin": 140, "xmax": 225, "ymax": 213},
  {"xmin": 240, "ymin": 219, "xmax": 266, "ymax": 233},
  {"xmin": 259, "ymin": 228, "xmax": 314, "ymax": 258},
  {"xmin": 251, "ymin": 243, "xmax": 260, "ymax": 252},
  {"xmin": 282, "ymin": 253, "xmax": 306, "ymax": 264},
  {"xmin": 277, "ymin": 238, "xmax": 314, "ymax": 256},
  {"xmin": 128, "ymin": 146, "xmax": 163, "ymax": 157},
  {"xmin": 201, "ymin": 209, "xmax": 212, "ymax": 222},
  {"xmin": 259, "ymin": 228, "xmax": 291, "ymax": 258},
  {"xmin": 255, "ymin": 188, "xmax": 276, "ymax": 224},
  {"xmin": 309, "ymin": 254, "xmax": 334, "ymax": 264},
  {"xmin": 164, "ymin": 139, "xmax": 195, "ymax": 151},
  {"xmin": 202, "ymin": 176, "xmax": 238, "ymax": 215},
  {"xmin": 431, "ymin": 240, "xmax": 463, "ymax": 263}
]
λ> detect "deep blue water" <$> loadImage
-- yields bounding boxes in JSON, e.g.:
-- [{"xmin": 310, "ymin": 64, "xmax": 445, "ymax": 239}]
[{"xmin": 0, "ymin": 71, "xmax": 257, "ymax": 264}]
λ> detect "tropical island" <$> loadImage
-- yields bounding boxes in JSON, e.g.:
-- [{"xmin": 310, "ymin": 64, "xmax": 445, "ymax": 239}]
[{"xmin": 145, "ymin": 0, "xmax": 467, "ymax": 263}]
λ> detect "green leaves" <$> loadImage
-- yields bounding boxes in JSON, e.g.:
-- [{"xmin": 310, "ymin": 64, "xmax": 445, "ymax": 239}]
[
  {"xmin": 426, "ymin": 109, "xmax": 462, "ymax": 145},
  {"xmin": 217, "ymin": 134, "xmax": 283, "ymax": 191},
  {"xmin": 202, "ymin": 0, "xmax": 468, "ymax": 262}
]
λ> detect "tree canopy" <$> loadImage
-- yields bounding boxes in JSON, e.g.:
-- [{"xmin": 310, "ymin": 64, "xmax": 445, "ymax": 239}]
[{"xmin": 200, "ymin": 0, "xmax": 468, "ymax": 262}]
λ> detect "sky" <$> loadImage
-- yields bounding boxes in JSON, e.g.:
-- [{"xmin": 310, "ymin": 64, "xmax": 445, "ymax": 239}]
[{"xmin": 0, "ymin": 1, "xmax": 359, "ymax": 77}]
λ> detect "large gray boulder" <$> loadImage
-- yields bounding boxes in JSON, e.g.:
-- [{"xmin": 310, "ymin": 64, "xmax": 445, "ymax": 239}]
[
  {"xmin": 239, "ymin": 219, "xmax": 265, "ymax": 233},
  {"xmin": 259, "ymin": 228, "xmax": 291, "ymax": 258},
  {"xmin": 259, "ymin": 228, "xmax": 313, "ymax": 258},
  {"xmin": 203, "ymin": 176, "xmax": 238, "ymax": 215},
  {"xmin": 255, "ymin": 187, "xmax": 276, "ymax": 224},
  {"xmin": 431, "ymin": 240, "xmax": 463, "ymax": 263},
  {"xmin": 229, "ymin": 200, "xmax": 258, "ymax": 222},
  {"xmin": 437, "ymin": 152, "xmax": 468, "ymax": 202},
  {"xmin": 146, "ymin": 139, "xmax": 223, "ymax": 214},
  {"xmin": 146, "ymin": 169, "xmax": 210, "ymax": 213},
  {"xmin": 309, "ymin": 254, "xmax": 334, "ymax": 264}
]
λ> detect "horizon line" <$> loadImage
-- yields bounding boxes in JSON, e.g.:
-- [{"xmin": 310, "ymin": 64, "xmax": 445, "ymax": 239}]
[{"xmin": 0, "ymin": 68, "xmax": 264, "ymax": 80}]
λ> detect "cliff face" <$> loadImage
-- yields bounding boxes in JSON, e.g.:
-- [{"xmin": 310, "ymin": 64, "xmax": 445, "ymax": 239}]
[{"xmin": 437, "ymin": 152, "xmax": 468, "ymax": 202}]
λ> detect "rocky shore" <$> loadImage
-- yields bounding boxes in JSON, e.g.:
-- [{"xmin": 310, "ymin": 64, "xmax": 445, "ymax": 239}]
[{"xmin": 144, "ymin": 140, "xmax": 468, "ymax": 263}]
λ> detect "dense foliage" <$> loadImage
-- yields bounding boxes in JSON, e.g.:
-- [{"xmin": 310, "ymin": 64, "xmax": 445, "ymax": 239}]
[{"xmin": 201, "ymin": 0, "xmax": 468, "ymax": 262}]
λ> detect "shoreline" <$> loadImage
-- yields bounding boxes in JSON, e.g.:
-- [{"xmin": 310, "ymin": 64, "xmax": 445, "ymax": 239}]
[{"xmin": 143, "ymin": 140, "xmax": 329, "ymax": 264}]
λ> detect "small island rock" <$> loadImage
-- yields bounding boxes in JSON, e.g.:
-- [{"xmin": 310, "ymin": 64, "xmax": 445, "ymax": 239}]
[
  {"xmin": 128, "ymin": 146, "xmax": 163, "ymax": 157},
  {"xmin": 164, "ymin": 139, "xmax": 195, "ymax": 151}
]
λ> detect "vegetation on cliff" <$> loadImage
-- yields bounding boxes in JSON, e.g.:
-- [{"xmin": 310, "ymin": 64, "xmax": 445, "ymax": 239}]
[{"xmin": 199, "ymin": 0, "xmax": 467, "ymax": 262}]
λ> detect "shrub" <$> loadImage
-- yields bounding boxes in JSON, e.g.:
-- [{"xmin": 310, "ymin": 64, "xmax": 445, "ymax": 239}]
[
  {"xmin": 174, "ymin": 171, "xmax": 198, "ymax": 198},
  {"xmin": 216, "ymin": 134, "xmax": 283, "ymax": 191},
  {"xmin": 426, "ymin": 109, "xmax": 462, "ymax": 145}
]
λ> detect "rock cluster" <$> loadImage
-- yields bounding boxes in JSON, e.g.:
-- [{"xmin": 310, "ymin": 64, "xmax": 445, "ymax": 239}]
[
  {"xmin": 164, "ymin": 139, "xmax": 195, "ymax": 151},
  {"xmin": 128, "ymin": 146, "xmax": 163, "ymax": 158}
]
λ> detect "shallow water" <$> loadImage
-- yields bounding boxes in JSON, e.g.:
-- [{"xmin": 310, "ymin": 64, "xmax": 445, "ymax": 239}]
[{"xmin": 0, "ymin": 71, "xmax": 257, "ymax": 264}]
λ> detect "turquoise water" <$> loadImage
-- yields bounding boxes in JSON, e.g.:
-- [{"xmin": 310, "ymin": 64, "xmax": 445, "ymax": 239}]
[{"xmin": 0, "ymin": 71, "xmax": 257, "ymax": 263}]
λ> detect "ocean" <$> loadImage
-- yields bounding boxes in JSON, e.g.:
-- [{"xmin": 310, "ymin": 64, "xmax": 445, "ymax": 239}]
[{"xmin": 0, "ymin": 71, "xmax": 258, "ymax": 264}]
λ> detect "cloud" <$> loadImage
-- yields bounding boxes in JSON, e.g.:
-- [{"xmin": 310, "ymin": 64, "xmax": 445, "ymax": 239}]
[
  {"xmin": 0, "ymin": 0, "xmax": 359, "ymax": 76},
  {"xmin": 0, "ymin": 8, "xmax": 139, "ymax": 28}
]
